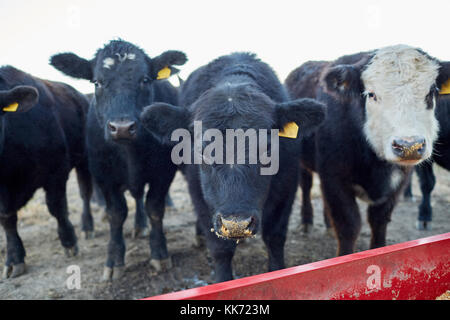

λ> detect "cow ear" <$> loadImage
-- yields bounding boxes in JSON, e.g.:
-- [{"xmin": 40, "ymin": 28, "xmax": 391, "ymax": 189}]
[
  {"xmin": 149, "ymin": 51, "xmax": 187, "ymax": 80},
  {"xmin": 437, "ymin": 61, "xmax": 450, "ymax": 94},
  {"xmin": 0, "ymin": 86, "xmax": 39, "ymax": 114},
  {"xmin": 322, "ymin": 64, "xmax": 363, "ymax": 101},
  {"xmin": 50, "ymin": 52, "xmax": 93, "ymax": 81},
  {"xmin": 276, "ymin": 98, "xmax": 326, "ymax": 137},
  {"xmin": 140, "ymin": 102, "xmax": 190, "ymax": 145}
]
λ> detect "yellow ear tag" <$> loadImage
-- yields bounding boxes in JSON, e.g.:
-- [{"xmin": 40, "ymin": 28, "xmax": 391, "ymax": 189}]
[
  {"xmin": 278, "ymin": 122, "xmax": 299, "ymax": 139},
  {"xmin": 3, "ymin": 102, "xmax": 19, "ymax": 112},
  {"xmin": 440, "ymin": 79, "xmax": 450, "ymax": 95},
  {"xmin": 157, "ymin": 66, "xmax": 171, "ymax": 80}
]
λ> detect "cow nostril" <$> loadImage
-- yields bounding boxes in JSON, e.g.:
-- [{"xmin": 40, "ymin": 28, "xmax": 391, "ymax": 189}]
[
  {"xmin": 128, "ymin": 122, "xmax": 137, "ymax": 134},
  {"xmin": 108, "ymin": 122, "xmax": 118, "ymax": 133}
]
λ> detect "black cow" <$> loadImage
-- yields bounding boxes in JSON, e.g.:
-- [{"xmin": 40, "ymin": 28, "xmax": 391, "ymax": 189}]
[
  {"xmin": 403, "ymin": 93, "xmax": 450, "ymax": 230},
  {"xmin": 50, "ymin": 40, "xmax": 187, "ymax": 280},
  {"xmin": 285, "ymin": 61, "xmax": 333, "ymax": 233},
  {"xmin": 140, "ymin": 52, "xmax": 326, "ymax": 282},
  {"xmin": 0, "ymin": 66, "xmax": 92, "ymax": 278},
  {"xmin": 285, "ymin": 45, "xmax": 450, "ymax": 255}
]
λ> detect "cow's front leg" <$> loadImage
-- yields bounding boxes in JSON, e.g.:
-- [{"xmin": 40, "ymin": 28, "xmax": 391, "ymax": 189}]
[
  {"xmin": 102, "ymin": 188, "xmax": 128, "ymax": 281},
  {"xmin": 0, "ymin": 212, "xmax": 26, "ymax": 279},
  {"xmin": 145, "ymin": 179, "xmax": 172, "ymax": 272},
  {"xmin": 129, "ymin": 187, "xmax": 149, "ymax": 238},
  {"xmin": 44, "ymin": 176, "xmax": 78, "ymax": 257},
  {"xmin": 320, "ymin": 177, "xmax": 361, "ymax": 256}
]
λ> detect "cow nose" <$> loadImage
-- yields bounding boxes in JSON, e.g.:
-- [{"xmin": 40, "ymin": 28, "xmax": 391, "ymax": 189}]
[
  {"xmin": 391, "ymin": 136, "xmax": 426, "ymax": 160},
  {"xmin": 107, "ymin": 120, "xmax": 137, "ymax": 140},
  {"xmin": 214, "ymin": 214, "xmax": 258, "ymax": 240}
]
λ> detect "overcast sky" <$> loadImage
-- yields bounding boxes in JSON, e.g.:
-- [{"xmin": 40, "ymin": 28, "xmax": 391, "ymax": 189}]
[{"xmin": 2, "ymin": 0, "xmax": 450, "ymax": 93}]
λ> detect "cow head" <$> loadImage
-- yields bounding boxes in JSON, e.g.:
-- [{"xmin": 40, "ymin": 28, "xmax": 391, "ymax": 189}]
[
  {"xmin": 140, "ymin": 82, "xmax": 326, "ymax": 240},
  {"xmin": 0, "ymin": 84, "xmax": 39, "ymax": 154},
  {"xmin": 322, "ymin": 44, "xmax": 450, "ymax": 165},
  {"xmin": 50, "ymin": 40, "xmax": 187, "ymax": 144}
]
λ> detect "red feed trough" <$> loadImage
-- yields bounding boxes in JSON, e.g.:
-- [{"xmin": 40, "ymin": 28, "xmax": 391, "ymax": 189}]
[{"xmin": 144, "ymin": 232, "xmax": 450, "ymax": 300}]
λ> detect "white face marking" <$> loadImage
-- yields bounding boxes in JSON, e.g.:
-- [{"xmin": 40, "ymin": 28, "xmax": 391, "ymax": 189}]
[
  {"xmin": 361, "ymin": 45, "xmax": 440, "ymax": 164},
  {"xmin": 103, "ymin": 57, "xmax": 115, "ymax": 69},
  {"xmin": 103, "ymin": 53, "xmax": 136, "ymax": 70},
  {"xmin": 115, "ymin": 52, "xmax": 136, "ymax": 62}
]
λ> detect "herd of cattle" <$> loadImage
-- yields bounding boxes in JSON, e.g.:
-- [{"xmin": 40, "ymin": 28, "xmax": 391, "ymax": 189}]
[{"xmin": 0, "ymin": 40, "xmax": 449, "ymax": 283}]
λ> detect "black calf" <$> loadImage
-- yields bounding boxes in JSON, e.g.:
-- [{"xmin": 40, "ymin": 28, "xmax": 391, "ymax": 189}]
[
  {"xmin": 50, "ymin": 40, "xmax": 187, "ymax": 280},
  {"xmin": 141, "ymin": 52, "xmax": 326, "ymax": 282}
]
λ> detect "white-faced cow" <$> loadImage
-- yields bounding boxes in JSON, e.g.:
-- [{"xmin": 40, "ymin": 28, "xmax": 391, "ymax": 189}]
[
  {"xmin": 285, "ymin": 45, "xmax": 450, "ymax": 255},
  {"xmin": 0, "ymin": 66, "xmax": 92, "ymax": 278},
  {"xmin": 50, "ymin": 40, "xmax": 187, "ymax": 280},
  {"xmin": 140, "ymin": 52, "xmax": 326, "ymax": 282}
]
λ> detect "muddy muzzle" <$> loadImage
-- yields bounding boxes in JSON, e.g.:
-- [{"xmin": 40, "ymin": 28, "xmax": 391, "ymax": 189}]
[{"xmin": 214, "ymin": 213, "xmax": 258, "ymax": 240}]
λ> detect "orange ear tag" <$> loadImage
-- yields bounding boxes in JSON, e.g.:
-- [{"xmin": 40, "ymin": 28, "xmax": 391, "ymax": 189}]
[
  {"xmin": 157, "ymin": 66, "xmax": 171, "ymax": 80},
  {"xmin": 3, "ymin": 102, "xmax": 19, "ymax": 112},
  {"xmin": 278, "ymin": 122, "xmax": 299, "ymax": 139},
  {"xmin": 440, "ymin": 79, "xmax": 450, "ymax": 95}
]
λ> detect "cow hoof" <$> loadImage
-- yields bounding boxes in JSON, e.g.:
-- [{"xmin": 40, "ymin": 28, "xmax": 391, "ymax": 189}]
[
  {"xmin": 81, "ymin": 230, "xmax": 95, "ymax": 240},
  {"xmin": 102, "ymin": 266, "xmax": 125, "ymax": 282},
  {"xmin": 132, "ymin": 227, "xmax": 150, "ymax": 239},
  {"xmin": 416, "ymin": 220, "xmax": 432, "ymax": 231},
  {"xmin": 299, "ymin": 223, "xmax": 313, "ymax": 234},
  {"xmin": 2, "ymin": 263, "xmax": 26, "ymax": 279},
  {"xmin": 64, "ymin": 245, "xmax": 79, "ymax": 257},
  {"xmin": 150, "ymin": 257, "xmax": 172, "ymax": 272},
  {"xmin": 193, "ymin": 235, "xmax": 206, "ymax": 248}
]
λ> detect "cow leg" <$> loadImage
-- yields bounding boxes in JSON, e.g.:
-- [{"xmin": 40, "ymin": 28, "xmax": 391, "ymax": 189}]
[
  {"xmin": 75, "ymin": 162, "xmax": 94, "ymax": 239},
  {"xmin": 130, "ymin": 190, "xmax": 149, "ymax": 238},
  {"xmin": 322, "ymin": 197, "xmax": 334, "ymax": 236},
  {"xmin": 44, "ymin": 177, "xmax": 78, "ymax": 257},
  {"xmin": 165, "ymin": 193, "xmax": 174, "ymax": 208},
  {"xmin": 207, "ymin": 233, "xmax": 236, "ymax": 283},
  {"xmin": 262, "ymin": 198, "xmax": 293, "ymax": 272},
  {"xmin": 320, "ymin": 178, "xmax": 361, "ymax": 256},
  {"xmin": 92, "ymin": 182, "xmax": 106, "ymax": 207},
  {"xmin": 0, "ymin": 212, "xmax": 26, "ymax": 279},
  {"xmin": 145, "ymin": 178, "xmax": 173, "ymax": 272},
  {"xmin": 367, "ymin": 200, "xmax": 396, "ymax": 249},
  {"xmin": 193, "ymin": 218, "xmax": 206, "ymax": 248},
  {"xmin": 299, "ymin": 166, "xmax": 314, "ymax": 233},
  {"xmin": 403, "ymin": 170, "xmax": 414, "ymax": 201},
  {"xmin": 416, "ymin": 161, "xmax": 435, "ymax": 230},
  {"xmin": 102, "ymin": 188, "xmax": 128, "ymax": 281}
]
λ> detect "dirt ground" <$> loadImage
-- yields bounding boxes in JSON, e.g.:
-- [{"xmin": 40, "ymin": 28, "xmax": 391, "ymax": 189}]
[{"xmin": 0, "ymin": 165, "xmax": 449, "ymax": 300}]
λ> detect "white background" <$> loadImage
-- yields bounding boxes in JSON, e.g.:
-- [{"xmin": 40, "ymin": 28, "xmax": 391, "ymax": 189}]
[{"xmin": 2, "ymin": 0, "xmax": 450, "ymax": 94}]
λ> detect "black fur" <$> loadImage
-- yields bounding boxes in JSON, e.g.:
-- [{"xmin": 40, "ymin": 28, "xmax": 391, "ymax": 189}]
[
  {"xmin": 50, "ymin": 39, "xmax": 187, "ymax": 277},
  {"xmin": 0, "ymin": 66, "xmax": 92, "ymax": 276},
  {"xmin": 141, "ymin": 52, "xmax": 326, "ymax": 282}
]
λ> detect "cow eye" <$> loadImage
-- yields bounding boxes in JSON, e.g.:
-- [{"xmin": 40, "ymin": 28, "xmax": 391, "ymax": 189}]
[
  {"xmin": 367, "ymin": 92, "xmax": 377, "ymax": 102},
  {"xmin": 141, "ymin": 77, "xmax": 151, "ymax": 85},
  {"xmin": 92, "ymin": 80, "xmax": 103, "ymax": 89}
]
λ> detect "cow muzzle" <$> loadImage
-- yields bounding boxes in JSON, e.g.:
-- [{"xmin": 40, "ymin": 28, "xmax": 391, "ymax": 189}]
[
  {"xmin": 391, "ymin": 136, "xmax": 426, "ymax": 164},
  {"xmin": 214, "ymin": 213, "xmax": 258, "ymax": 240},
  {"xmin": 107, "ymin": 120, "xmax": 137, "ymax": 141}
]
